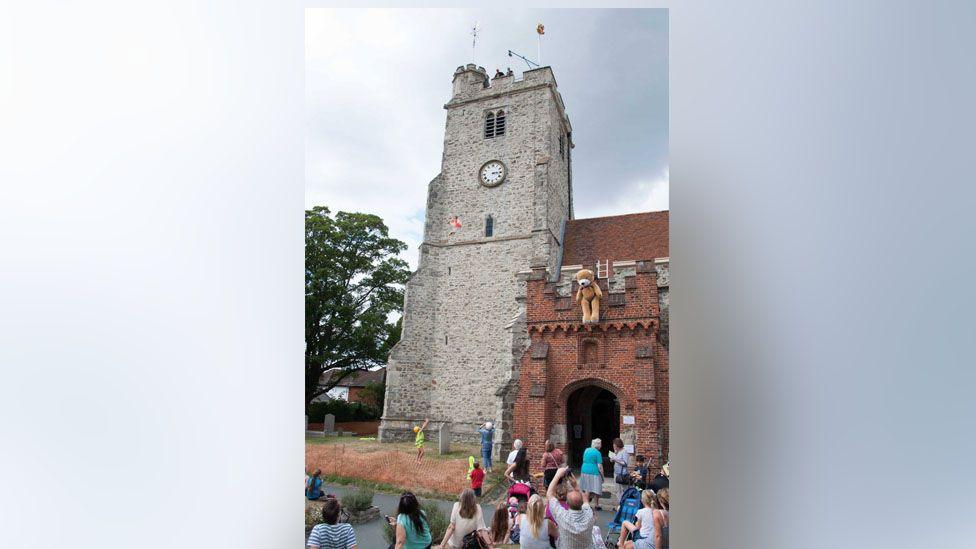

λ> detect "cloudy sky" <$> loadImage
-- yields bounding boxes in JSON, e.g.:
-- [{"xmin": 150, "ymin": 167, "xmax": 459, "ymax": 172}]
[{"xmin": 306, "ymin": 8, "xmax": 668, "ymax": 267}]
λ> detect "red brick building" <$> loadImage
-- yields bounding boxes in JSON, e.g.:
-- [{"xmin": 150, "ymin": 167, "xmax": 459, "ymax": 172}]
[{"xmin": 511, "ymin": 211, "xmax": 669, "ymax": 468}]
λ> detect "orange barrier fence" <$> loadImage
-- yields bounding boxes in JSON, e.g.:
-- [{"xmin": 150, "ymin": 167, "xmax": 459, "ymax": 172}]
[{"xmin": 305, "ymin": 443, "xmax": 474, "ymax": 496}]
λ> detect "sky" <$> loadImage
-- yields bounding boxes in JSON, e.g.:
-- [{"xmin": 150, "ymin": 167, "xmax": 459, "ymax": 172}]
[{"xmin": 306, "ymin": 8, "xmax": 668, "ymax": 268}]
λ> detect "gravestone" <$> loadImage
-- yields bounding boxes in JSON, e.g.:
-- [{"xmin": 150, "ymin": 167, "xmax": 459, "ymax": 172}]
[
  {"xmin": 323, "ymin": 414, "xmax": 335, "ymax": 435},
  {"xmin": 438, "ymin": 422, "xmax": 452, "ymax": 455}
]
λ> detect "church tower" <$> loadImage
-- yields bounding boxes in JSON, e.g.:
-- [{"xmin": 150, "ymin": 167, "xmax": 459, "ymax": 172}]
[{"xmin": 379, "ymin": 64, "xmax": 574, "ymax": 449}]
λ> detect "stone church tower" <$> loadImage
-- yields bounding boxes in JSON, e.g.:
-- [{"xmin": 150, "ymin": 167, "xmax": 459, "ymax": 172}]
[{"xmin": 379, "ymin": 64, "xmax": 574, "ymax": 451}]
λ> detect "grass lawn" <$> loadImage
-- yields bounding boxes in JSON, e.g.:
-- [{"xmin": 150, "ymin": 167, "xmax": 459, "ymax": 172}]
[{"xmin": 306, "ymin": 436, "xmax": 507, "ymax": 501}]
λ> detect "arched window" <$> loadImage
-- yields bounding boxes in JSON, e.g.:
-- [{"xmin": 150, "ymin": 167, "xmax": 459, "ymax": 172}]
[
  {"xmin": 485, "ymin": 110, "xmax": 506, "ymax": 138},
  {"xmin": 485, "ymin": 215, "xmax": 494, "ymax": 237},
  {"xmin": 494, "ymin": 110, "xmax": 506, "ymax": 136}
]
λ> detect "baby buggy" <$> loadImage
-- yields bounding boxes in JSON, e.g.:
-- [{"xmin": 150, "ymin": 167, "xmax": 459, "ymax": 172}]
[
  {"xmin": 604, "ymin": 486, "xmax": 642, "ymax": 548},
  {"xmin": 506, "ymin": 478, "xmax": 536, "ymax": 504}
]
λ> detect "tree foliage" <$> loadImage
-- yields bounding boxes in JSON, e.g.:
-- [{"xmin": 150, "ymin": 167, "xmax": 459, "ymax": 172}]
[
  {"xmin": 305, "ymin": 206, "xmax": 409, "ymax": 411},
  {"xmin": 359, "ymin": 380, "xmax": 386, "ymax": 410}
]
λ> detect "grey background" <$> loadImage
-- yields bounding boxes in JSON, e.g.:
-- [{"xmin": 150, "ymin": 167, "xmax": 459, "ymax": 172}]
[
  {"xmin": 1, "ymin": 2, "xmax": 975, "ymax": 548},
  {"xmin": 670, "ymin": 1, "xmax": 976, "ymax": 547}
]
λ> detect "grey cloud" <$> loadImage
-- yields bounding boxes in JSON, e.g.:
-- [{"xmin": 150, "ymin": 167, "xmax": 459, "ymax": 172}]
[{"xmin": 306, "ymin": 8, "xmax": 668, "ymax": 267}]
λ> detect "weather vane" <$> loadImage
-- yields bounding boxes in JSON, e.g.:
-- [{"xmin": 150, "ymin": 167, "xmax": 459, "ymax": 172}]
[{"xmin": 471, "ymin": 21, "xmax": 480, "ymax": 63}]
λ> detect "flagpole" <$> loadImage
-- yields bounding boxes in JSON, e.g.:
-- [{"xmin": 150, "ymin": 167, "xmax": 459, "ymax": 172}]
[{"xmin": 536, "ymin": 23, "xmax": 545, "ymax": 67}]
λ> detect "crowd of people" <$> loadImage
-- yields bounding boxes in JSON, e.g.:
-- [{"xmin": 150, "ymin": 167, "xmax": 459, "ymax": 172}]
[{"xmin": 305, "ymin": 427, "xmax": 671, "ymax": 549}]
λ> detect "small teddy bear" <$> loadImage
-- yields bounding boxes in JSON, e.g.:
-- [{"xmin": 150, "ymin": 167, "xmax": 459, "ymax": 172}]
[{"xmin": 575, "ymin": 268, "xmax": 603, "ymax": 323}]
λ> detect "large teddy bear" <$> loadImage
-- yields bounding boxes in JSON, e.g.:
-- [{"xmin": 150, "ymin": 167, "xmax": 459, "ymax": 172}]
[{"xmin": 575, "ymin": 268, "xmax": 603, "ymax": 323}]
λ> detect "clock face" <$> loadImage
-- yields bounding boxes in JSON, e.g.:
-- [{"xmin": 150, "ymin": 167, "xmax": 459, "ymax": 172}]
[{"xmin": 479, "ymin": 160, "xmax": 506, "ymax": 187}]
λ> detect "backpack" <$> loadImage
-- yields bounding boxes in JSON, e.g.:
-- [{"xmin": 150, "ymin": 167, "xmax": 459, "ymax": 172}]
[
  {"xmin": 462, "ymin": 530, "xmax": 487, "ymax": 549},
  {"xmin": 509, "ymin": 523, "xmax": 520, "ymax": 544}
]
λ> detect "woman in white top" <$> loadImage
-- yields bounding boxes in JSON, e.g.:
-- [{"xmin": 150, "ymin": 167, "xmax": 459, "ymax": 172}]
[
  {"xmin": 519, "ymin": 494, "xmax": 558, "ymax": 549},
  {"xmin": 439, "ymin": 488, "xmax": 490, "ymax": 549}
]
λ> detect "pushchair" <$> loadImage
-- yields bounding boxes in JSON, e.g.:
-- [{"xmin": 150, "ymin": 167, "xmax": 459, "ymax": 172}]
[
  {"xmin": 506, "ymin": 478, "xmax": 536, "ymax": 504},
  {"xmin": 604, "ymin": 486, "xmax": 641, "ymax": 548}
]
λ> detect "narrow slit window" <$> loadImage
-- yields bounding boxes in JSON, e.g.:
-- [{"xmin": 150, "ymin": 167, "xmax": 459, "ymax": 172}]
[
  {"xmin": 559, "ymin": 135, "xmax": 565, "ymax": 158},
  {"xmin": 485, "ymin": 215, "xmax": 494, "ymax": 237}
]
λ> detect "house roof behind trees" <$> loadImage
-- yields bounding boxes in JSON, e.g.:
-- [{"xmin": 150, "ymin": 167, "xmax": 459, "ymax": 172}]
[{"xmin": 322, "ymin": 367, "xmax": 387, "ymax": 388}]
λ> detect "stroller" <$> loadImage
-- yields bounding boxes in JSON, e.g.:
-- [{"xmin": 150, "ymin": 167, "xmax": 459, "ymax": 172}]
[
  {"xmin": 604, "ymin": 486, "xmax": 642, "ymax": 548},
  {"xmin": 507, "ymin": 478, "xmax": 536, "ymax": 504}
]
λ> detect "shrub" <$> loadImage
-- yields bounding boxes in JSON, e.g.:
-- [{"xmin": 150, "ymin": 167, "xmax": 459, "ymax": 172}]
[
  {"xmin": 305, "ymin": 504, "xmax": 319, "ymax": 533},
  {"xmin": 307, "ymin": 399, "xmax": 381, "ymax": 422},
  {"xmin": 343, "ymin": 487, "xmax": 374, "ymax": 513},
  {"xmin": 382, "ymin": 499, "xmax": 449, "ymax": 545}
]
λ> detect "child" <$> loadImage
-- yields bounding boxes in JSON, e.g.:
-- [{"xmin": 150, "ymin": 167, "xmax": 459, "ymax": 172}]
[
  {"xmin": 506, "ymin": 497, "xmax": 524, "ymax": 544},
  {"xmin": 414, "ymin": 418, "xmax": 429, "ymax": 463},
  {"xmin": 616, "ymin": 489, "xmax": 656, "ymax": 549},
  {"xmin": 305, "ymin": 468, "xmax": 324, "ymax": 500},
  {"xmin": 470, "ymin": 461, "xmax": 485, "ymax": 497},
  {"xmin": 489, "ymin": 506, "xmax": 511, "ymax": 546},
  {"xmin": 506, "ymin": 496, "xmax": 519, "ymax": 528},
  {"xmin": 631, "ymin": 454, "xmax": 649, "ymax": 489}
]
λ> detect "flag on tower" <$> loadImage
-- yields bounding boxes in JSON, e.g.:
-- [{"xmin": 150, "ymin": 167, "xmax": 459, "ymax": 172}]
[{"xmin": 537, "ymin": 23, "xmax": 545, "ymax": 65}]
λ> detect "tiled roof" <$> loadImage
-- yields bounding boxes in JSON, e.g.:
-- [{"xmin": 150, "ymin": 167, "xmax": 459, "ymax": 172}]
[
  {"xmin": 561, "ymin": 211, "xmax": 669, "ymax": 266},
  {"xmin": 323, "ymin": 367, "xmax": 386, "ymax": 388}
]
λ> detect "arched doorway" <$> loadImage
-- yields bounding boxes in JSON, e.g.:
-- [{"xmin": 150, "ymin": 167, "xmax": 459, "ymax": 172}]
[{"xmin": 565, "ymin": 384, "xmax": 620, "ymax": 471}]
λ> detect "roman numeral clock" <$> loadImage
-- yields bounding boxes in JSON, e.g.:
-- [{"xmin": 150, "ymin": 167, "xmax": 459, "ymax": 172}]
[{"xmin": 479, "ymin": 160, "xmax": 506, "ymax": 187}]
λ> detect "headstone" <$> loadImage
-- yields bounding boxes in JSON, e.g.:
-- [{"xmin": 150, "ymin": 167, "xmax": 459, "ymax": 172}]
[
  {"xmin": 438, "ymin": 422, "xmax": 452, "ymax": 455},
  {"xmin": 323, "ymin": 414, "xmax": 335, "ymax": 434}
]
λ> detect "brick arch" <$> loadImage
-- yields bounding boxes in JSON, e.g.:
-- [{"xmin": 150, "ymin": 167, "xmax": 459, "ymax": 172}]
[{"xmin": 557, "ymin": 377, "xmax": 624, "ymax": 405}]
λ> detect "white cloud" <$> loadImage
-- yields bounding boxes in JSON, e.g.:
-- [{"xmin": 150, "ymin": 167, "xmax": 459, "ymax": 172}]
[{"xmin": 582, "ymin": 167, "xmax": 669, "ymax": 219}]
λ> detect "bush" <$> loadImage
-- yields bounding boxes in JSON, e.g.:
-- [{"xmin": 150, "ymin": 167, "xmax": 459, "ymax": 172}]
[
  {"xmin": 343, "ymin": 487, "xmax": 374, "ymax": 513},
  {"xmin": 382, "ymin": 499, "xmax": 449, "ymax": 545},
  {"xmin": 305, "ymin": 504, "xmax": 319, "ymax": 533},
  {"xmin": 307, "ymin": 399, "xmax": 381, "ymax": 422}
]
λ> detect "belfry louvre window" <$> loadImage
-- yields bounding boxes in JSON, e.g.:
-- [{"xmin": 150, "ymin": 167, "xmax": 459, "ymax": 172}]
[{"xmin": 485, "ymin": 110, "xmax": 506, "ymax": 138}]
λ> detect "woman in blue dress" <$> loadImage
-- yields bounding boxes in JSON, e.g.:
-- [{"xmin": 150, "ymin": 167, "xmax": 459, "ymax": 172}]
[{"xmin": 579, "ymin": 438, "xmax": 605, "ymax": 510}]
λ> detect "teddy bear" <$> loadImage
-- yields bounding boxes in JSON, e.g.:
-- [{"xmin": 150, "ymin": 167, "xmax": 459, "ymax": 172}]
[{"xmin": 575, "ymin": 268, "xmax": 603, "ymax": 323}]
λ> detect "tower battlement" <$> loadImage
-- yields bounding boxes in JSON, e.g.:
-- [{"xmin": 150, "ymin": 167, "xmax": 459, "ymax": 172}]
[{"xmin": 450, "ymin": 66, "xmax": 572, "ymax": 134}]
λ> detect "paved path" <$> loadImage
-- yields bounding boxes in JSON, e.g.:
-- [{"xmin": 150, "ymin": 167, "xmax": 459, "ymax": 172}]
[{"xmin": 307, "ymin": 482, "xmax": 619, "ymax": 547}]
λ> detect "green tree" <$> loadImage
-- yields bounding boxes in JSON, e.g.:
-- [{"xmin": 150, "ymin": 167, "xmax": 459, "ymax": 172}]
[
  {"xmin": 305, "ymin": 206, "xmax": 409, "ymax": 412},
  {"xmin": 359, "ymin": 380, "xmax": 386, "ymax": 410}
]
